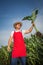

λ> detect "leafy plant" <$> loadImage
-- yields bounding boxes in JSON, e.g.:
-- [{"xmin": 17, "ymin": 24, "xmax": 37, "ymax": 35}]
[
  {"xmin": 22, "ymin": 9, "xmax": 38, "ymax": 32},
  {"xmin": 0, "ymin": 34, "xmax": 43, "ymax": 65},
  {"xmin": 25, "ymin": 34, "xmax": 43, "ymax": 65}
]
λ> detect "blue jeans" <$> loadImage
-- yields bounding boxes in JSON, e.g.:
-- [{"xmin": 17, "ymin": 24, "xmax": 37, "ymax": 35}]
[{"xmin": 10, "ymin": 57, "xmax": 26, "ymax": 65}]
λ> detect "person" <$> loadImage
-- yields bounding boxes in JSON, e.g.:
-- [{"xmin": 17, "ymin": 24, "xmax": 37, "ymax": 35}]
[{"xmin": 7, "ymin": 21, "xmax": 34, "ymax": 65}]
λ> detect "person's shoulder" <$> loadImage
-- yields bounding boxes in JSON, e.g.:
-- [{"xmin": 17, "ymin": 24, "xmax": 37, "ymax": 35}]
[
  {"xmin": 21, "ymin": 30, "xmax": 26, "ymax": 34},
  {"xmin": 11, "ymin": 31, "xmax": 14, "ymax": 33},
  {"xmin": 11, "ymin": 31, "xmax": 14, "ymax": 37},
  {"xmin": 22, "ymin": 30, "xmax": 25, "ymax": 32}
]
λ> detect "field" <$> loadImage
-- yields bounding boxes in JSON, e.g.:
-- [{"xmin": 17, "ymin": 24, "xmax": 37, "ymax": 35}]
[{"xmin": 0, "ymin": 32, "xmax": 43, "ymax": 65}]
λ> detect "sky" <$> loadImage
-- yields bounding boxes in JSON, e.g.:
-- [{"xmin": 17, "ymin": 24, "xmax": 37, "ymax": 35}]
[{"xmin": 0, "ymin": 0, "xmax": 43, "ymax": 47}]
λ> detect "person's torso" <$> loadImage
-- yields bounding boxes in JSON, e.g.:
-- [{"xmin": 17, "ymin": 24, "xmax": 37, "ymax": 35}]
[{"xmin": 12, "ymin": 31, "xmax": 26, "ymax": 57}]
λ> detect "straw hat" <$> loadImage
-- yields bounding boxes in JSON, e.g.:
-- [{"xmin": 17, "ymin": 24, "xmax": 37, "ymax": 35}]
[{"xmin": 13, "ymin": 22, "xmax": 22, "ymax": 28}]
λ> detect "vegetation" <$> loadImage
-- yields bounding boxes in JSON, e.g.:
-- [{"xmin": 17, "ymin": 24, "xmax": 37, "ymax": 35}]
[
  {"xmin": 25, "ymin": 33, "xmax": 43, "ymax": 65},
  {"xmin": 0, "ymin": 33, "xmax": 43, "ymax": 65},
  {"xmin": 22, "ymin": 9, "xmax": 38, "ymax": 32}
]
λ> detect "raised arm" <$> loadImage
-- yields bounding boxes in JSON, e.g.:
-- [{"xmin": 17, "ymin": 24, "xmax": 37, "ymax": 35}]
[{"xmin": 24, "ymin": 23, "xmax": 34, "ymax": 34}]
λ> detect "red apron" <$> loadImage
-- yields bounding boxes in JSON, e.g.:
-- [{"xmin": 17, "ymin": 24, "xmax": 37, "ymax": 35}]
[{"xmin": 12, "ymin": 31, "xmax": 26, "ymax": 58}]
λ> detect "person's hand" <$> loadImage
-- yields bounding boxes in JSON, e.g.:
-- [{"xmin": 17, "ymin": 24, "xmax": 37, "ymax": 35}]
[
  {"xmin": 32, "ymin": 22, "xmax": 35, "ymax": 27},
  {"xmin": 7, "ymin": 46, "xmax": 11, "ymax": 52}
]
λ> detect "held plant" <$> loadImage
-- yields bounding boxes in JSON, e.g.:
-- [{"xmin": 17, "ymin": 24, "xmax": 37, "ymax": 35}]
[{"xmin": 22, "ymin": 9, "xmax": 38, "ymax": 32}]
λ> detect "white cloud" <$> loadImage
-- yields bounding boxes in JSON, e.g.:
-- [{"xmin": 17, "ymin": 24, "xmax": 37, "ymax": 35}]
[
  {"xmin": 35, "ymin": 14, "xmax": 43, "ymax": 33},
  {"xmin": 0, "ymin": 30, "xmax": 11, "ymax": 47}
]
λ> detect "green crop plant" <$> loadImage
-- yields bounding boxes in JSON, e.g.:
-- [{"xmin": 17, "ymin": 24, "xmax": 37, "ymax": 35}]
[
  {"xmin": 0, "ymin": 34, "xmax": 43, "ymax": 65},
  {"xmin": 22, "ymin": 9, "xmax": 38, "ymax": 32}
]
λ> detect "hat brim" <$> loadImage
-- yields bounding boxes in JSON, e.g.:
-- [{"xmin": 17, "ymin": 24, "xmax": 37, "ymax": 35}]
[{"xmin": 13, "ymin": 22, "xmax": 22, "ymax": 28}]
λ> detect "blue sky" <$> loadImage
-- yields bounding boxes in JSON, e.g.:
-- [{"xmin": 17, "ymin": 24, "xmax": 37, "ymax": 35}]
[{"xmin": 0, "ymin": 0, "xmax": 43, "ymax": 47}]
